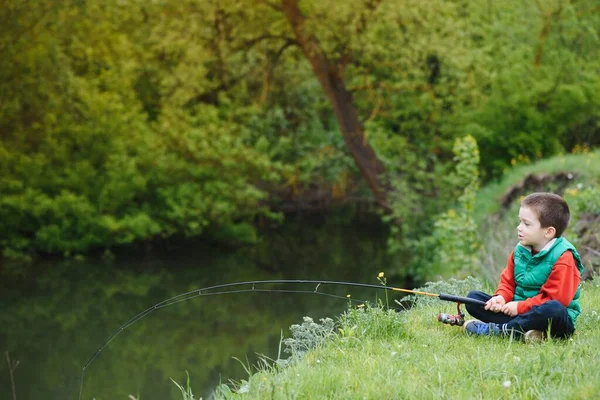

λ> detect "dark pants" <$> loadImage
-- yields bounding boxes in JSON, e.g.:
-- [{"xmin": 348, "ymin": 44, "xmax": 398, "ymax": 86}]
[{"xmin": 465, "ymin": 291, "xmax": 575, "ymax": 338}]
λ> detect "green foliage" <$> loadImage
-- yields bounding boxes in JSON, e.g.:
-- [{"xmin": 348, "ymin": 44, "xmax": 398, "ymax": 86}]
[
  {"xmin": 0, "ymin": 0, "xmax": 285, "ymax": 257},
  {"xmin": 246, "ymin": 80, "xmax": 354, "ymax": 188},
  {"xmin": 457, "ymin": 0, "xmax": 600, "ymax": 180},
  {"xmin": 364, "ymin": 0, "xmax": 494, "ymax": 256},
  {"xmin": 564, "ymin": 184, "xmax": 600, "ymax": 273},
  {"xmin": 357, "ymin": 0, "xmax": 597, "ymax": 278},
  {"xmin": 2, "ymin": 0, "xmax": 600, "ymax": 262},
  {"xmin": 405, "ymin": 136, "xmax": 482, "ymax": 280},
  {"xmin": 431, "ymin": 136, "xmax": 482, "ymax": 277},
  {"xmin": 566, "ymin": 185, "xmax": 600, "ymax": 216}
]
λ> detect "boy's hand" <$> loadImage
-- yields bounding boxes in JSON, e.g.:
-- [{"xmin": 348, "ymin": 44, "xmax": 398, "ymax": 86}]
[
  {"xmin": 485, "ymin": 295, "xmax": 506, "ymax": 312},
  {"xmin": 501, "ymin": 301, "xmax": 519, "ymax": 317}
]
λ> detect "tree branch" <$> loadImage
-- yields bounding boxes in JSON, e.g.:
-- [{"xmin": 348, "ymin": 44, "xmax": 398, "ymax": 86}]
[
  {"xmin": 533, "ymin": 2, "xmax": 564, "ymax": 68},
  {"xmin": 356, "ymin": 0, "xmax": 384, "ymax": 34},
  {"xmin": 257, "ymin": 0, "xmax": 283, "ymax": 12},
  {"xmin": 348, "ymin": 81, "xmax": 428, "ymax": 93},
  {"xmin": 6, "ymin": 351, "xmax": 19, "ymax": 400},
  {"xmin": 337, "ymin": 0, "xmax": 384, "ymax": 75},
  {"xmin": 259, "ymin": 39, "xmax": 298, "ymax": 103},
  {"xmin": 0, "ymin": 1, "xmax": 57, "ymax": 55},
  {"xmin": 233, "ymin": 34, "xmax": 298, "ymax": 52},
  {"xmin": 183, "ymin": 70, "xmax": 253, "ymax": 108},
  {"xmin": 280, "ymin": 0, "xmax": 390, "ymax": 210},
  {"xmin": 577, "ymin": 5, "xmax": 600, "ymax": 17}
]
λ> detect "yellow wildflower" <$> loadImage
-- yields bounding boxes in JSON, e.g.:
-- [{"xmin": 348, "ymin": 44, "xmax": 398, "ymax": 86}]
[{"xmin": 565, "ymin": 188, "xmax": 578, "ymax": 197}]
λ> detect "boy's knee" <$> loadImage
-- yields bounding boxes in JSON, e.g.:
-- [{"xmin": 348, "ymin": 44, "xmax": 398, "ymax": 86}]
[
  {"xmin": 467, "ymin": 290, "xmax": 487, "ymax": 300},
  {"xmin": 543, "ymin": 300, "xmax": 567, "ymax": 317}
]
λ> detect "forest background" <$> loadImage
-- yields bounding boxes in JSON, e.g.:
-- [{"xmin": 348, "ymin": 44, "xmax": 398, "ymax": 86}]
[{"xmin": 1, "ymin": 0, "xmax": 599, "ymax": 280}]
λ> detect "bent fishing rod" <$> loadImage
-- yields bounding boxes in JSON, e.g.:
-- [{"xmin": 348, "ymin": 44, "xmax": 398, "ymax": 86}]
[{"xmin": 79, "ymin": 279, "xmax": 485, "ymax": 399}]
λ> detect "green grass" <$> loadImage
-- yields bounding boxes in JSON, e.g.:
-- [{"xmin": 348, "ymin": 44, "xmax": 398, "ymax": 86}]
[{"xmin": 208, "ymin": 277, "xmax": 600, "ymax": 399}]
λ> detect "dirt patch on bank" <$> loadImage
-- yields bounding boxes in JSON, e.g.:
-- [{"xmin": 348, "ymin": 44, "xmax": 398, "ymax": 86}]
[
  {"xmin": 572, "ymin": 212, "xmax": 600, "ymax": 279},
  {"xmin": 500, "ymin": 172, "xmax": 576, "ymax": 209}
]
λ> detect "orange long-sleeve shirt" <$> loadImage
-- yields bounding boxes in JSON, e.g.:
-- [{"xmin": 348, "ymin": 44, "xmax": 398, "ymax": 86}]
[{"xmin": 495, "ymin": 249, "xmax": 581, "ymax": 315}]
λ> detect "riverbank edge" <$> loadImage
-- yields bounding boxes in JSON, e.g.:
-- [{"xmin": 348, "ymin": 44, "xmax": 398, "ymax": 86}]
[{"xmin": 208, "ymin": 276, "xmax": 600, "ymax": 399}]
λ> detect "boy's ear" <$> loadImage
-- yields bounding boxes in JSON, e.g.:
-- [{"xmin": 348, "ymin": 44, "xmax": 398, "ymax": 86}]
[{"xmin": 545, "ymin": 226, "xmax": 557, "ymax": 239}]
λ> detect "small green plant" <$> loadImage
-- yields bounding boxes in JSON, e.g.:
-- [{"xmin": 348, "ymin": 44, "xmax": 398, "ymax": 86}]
[
  {"xmin": 433, "ymin": 135, "xmax": 482, "ymax": 277},
  {"xmin": 411, "ymin": 135, "xmax": 483, "ymax": 281},
  {"xmin": 280, "ymin": 316, "xmax": 335, "ymax": 364},
  {"xmin": 171, "ymin": 371, "xmax": 199, "ymax": 400},
  {"xmin": 567, "ymin": 185, "xmax": 600, "ymax": 215},
  {"xmin": 338, "ymin": 302, "xmax": 404, "ymax": 340},
  {"xmin": 377, "ymin": 271, "xmax": 389, "ymax": 308},
  {"xmin": 564, "ymin": 184, "xmax": 600, "ymax": 275},
  {"xmin": 5, "ymin": 351, "xmax": 19, "ymax": 400}
]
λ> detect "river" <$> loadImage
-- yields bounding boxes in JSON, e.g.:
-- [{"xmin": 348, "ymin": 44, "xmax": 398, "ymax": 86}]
[{"xmin": 0, "ymin": 215, "xmax": 403, "ymax": 400}]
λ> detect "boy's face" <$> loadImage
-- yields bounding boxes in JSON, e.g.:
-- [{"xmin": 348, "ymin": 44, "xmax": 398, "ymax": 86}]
[{"xmin": 517, "ymin": 206, "xmax": 555, "ymax": 251}]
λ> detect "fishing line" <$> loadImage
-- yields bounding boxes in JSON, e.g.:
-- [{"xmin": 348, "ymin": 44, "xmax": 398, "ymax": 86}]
[
  {"xmin": 78, "ymin": 279, "xmax": 483, "ymax": 399},
  {"xmin": 78, "ymin": 279, "xmax": 402, "ymax": 399}
]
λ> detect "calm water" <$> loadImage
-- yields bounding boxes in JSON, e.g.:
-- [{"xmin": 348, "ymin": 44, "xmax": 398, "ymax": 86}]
[{"xmin": 0, "ymin": 217, "xmax": 402, "ymax": 400}]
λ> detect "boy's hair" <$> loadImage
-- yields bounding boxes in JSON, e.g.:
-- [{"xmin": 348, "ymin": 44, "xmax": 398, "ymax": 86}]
[{"xmin": 521, "ymin": 192, "xmax": 570, "ymax": 237}]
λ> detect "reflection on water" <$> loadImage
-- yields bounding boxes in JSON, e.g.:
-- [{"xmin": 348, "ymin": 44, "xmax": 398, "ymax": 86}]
[{"xmin": 0, "ymin": 216, "xmax": 401, "ymax": 399}]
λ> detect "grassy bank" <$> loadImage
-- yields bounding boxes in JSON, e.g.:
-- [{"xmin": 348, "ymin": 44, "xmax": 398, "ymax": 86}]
[
  {"xmin": 204, "ymin": 277, "xmax": 600, "ymax": 399},
  {"xmin": 170, "ymin": 150, "xmax": 600, "ymax": 399}
]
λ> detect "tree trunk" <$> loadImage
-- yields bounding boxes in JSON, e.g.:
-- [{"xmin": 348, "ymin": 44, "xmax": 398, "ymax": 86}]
[{"xmin": 281, "ymin": 0, "xmax": 390, "ymax": 210}]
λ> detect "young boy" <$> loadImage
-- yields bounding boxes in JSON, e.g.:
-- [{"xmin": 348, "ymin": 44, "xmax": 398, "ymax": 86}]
[{"xmin": 463, "ymin": 192, "xmax": 585, "ymax": 342}]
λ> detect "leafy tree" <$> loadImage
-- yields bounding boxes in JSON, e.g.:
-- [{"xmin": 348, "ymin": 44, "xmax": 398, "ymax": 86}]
[
  {"xmin": 0, "ymin": 0, "xmax": 284, "ymax": 258},
  {"xmin": 1, "ymin": 0, "xmax": 599, "ymax": 264},
  {"xmin": 457, "ymin": 0, "xmax": 600, "ymax": 180}
]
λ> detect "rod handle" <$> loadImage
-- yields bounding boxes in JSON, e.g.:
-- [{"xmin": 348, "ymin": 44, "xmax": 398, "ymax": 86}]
[{"xmin": 438, "ymin": 293, "xmax": 486, "ymax": 307}]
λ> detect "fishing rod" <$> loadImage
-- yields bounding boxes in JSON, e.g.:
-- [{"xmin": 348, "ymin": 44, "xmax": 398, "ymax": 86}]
[{"xmin": 78, "ymin": 279, "xmax": 484, "ymax": 399}]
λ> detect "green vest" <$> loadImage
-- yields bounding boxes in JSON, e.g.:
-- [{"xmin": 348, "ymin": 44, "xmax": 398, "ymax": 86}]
[{"xmin": 513, "ymin": 237, "xmax": 584, "ymax": 325}]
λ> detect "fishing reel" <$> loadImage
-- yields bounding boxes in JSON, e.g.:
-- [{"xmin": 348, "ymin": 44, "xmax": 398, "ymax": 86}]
[{"xmin": 437, "ymin": 302, "xmax": 465, "ymax": 326}]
